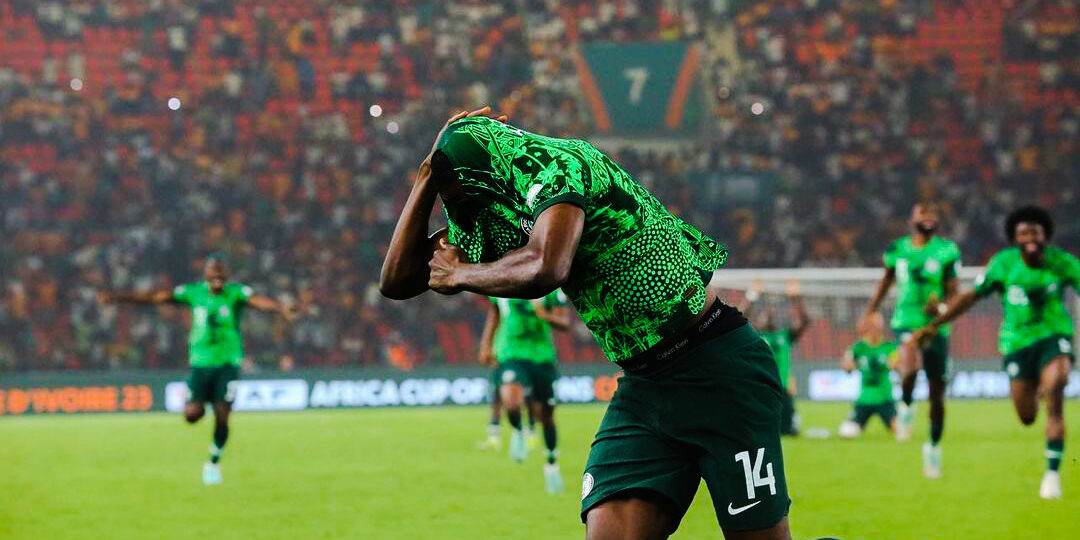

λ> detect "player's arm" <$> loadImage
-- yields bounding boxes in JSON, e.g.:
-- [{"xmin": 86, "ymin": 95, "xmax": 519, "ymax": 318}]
[
  {"xmin": 788, "ymin": 294, "xmax": 810, "ymax": 342},
  {"xmin": 478, "ymin": 302, "xmax": 500, "ymax": 367},
  {"xmin": 926, "ymin": 255, "xmax": 961, "ymax": 315},
  {"xmin": 913, "ymin": 290, "xmax": 980, "ymax": 344},
  {"xmin": 841, "ymin": 348, "xmax": 856, "ymax": 372},
  {"xmin": 862, "ymin": 266, "xmax": 895, "ymax": 324},
  {"xmin": 531, "ymin": 300, "xmax": 572, "ymax": 331},
  {"xmin": 246, "ymin": 294, "xmax": 299, "ymax": 321},
  {"xmin": 380, "ymin": 106, "xmax": 505, "ymax": 300},
  {"xmin": 428, "ymin": 203, "xmax": 584, "ymax": 299},
  {"xmin": 378, "ymin": 148, "xmax": 449, "ymax": 300},
  {"xmin": 98, "ymin": 289, "xmax": 176, "ymax": 306}
]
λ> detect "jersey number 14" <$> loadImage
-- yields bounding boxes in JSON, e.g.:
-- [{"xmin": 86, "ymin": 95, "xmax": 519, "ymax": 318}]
[{"xmin": 735, "ymin": 448, "xmax": 777, "ymax": 500}]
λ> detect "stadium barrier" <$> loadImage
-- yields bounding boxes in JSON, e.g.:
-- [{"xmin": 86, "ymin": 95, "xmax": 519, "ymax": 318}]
[
  {"xmin": 3, "ymin": 361, "xmax": 1078, "ymax": 416},
  {"xmin": 0, "ymin": 364, "xmax": 620, "ymax": 416}
]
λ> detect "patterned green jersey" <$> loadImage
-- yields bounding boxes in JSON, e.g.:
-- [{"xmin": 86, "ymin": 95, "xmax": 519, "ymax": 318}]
[
  {"xmin": 883, "ymin": 235, "xmax": 961, "ymax": 333},
  {"xmin": 437, "ymin": 117, "xmax": 727, "ymax": 363},
  {"xmin": 846, "ymin": 341, "xmax": 897, "ymax": 405},
  {"xmin": 172, "ymin": 282, "xmax": 253, "ymax": 367},
  {"xmin": 491, "ymin": 291, "xmax": 567, "ymax": 364},
  {"xmin": 760, "ymin": 330, "xmax": 793, "ymax": 385},
  {"xmin": 973, "ymin": 246, "xmax": 1080, "ymax": 354}
]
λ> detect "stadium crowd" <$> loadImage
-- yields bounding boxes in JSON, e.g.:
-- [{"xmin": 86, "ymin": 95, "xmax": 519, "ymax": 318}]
[{"xmin": 1, "ymin": 0, "xmax": 1076, "ymax": 370}]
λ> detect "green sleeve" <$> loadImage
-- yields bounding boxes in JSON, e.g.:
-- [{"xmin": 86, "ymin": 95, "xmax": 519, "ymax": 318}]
[
  {"xmin": 942, "ymin": 244, "xmax": 961, "ymax": 281},
  {"xmin": 545, "ymin": 289, "xmax": 569, "ymax": 308},
  {"xmin": 522, "ymin": 159, "xmax": 588, "ymax": 219},
  {"xmin": 883, "ymin": 242, "xmax": 898, "ymax": 269},
  {"xmin": 1062, "ymin": 251, "xmax": 1080, "ymax": 290},
  {"xmin": 235, "ymin": 284, "xmax": 254, "ymax": 305},
  {"xmin": 974, "ymin": 255, "xmax": 1005, "ymax": 298},
  {"xmin": 172, "ymin": 284, "xmax": 194, "ymax": 305}
]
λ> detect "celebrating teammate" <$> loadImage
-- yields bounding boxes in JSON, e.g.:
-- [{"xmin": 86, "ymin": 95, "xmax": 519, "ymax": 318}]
[
  {"xmin": 838, "ymin": 313, "xmax": 899, "ymax": 439},
  {"xmin": 913, "ymin": 206, "xmax": 1078, "ymax": 499},
  {"xmin": 479, "ymin": 291, "xmax": 571, "ymax": 493},
  {"xmin": 862, "ymin": 202, "xmax": 960, "ymax": 477},
  {"xmin": 740, "ymin": 281, "xmax": 810, "ymax": 436},
  {"xmin": 99, "ymin": 255, "xmax": 297, "ymax": 485},
  {"xmin": 381, "ymin": 107, "xmax": 790, "ymax": 539}
]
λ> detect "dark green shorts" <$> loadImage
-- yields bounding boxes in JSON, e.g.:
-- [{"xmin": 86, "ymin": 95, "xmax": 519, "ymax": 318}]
[
  {"xmin": 1003, "ymin": 335, "xmax": 1074, "ymax": 382},
  {"xmin": 494, "ymin": 361, "xmax": 559, "ymax": 406},
  {"xmin": 896, "ymin": 328, "xmax": 949, "ymax": 381},
  {"xmin": 493, "ymin": 360, "xmax": 531, "ymax": 392},
  {"xmin": 528, "ymin": 362, "xmax": 558, "ymax": 406},
  {"xmin": 187, "ymin": 364, "xmax": 240, "ymax": 404},
  {"xmin": 581, "ymin": 324, "xmax": 790, "ymax": 532},
  {"xmin": 851, "ymin": 402, "xmax": 896, "ymax": 428}
]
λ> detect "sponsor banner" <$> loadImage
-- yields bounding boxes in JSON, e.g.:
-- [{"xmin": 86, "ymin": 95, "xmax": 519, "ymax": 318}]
[
  {"xmin": 807, "ymin": 369, "xmax": 1080, "ymax": 401},
  {"xmin": 0, "ymin": 384, "xmax": 154, "ymax": 415},
  {"xmin": 164, "ymin": 380, "xmax": 309, "ymax": 412},
  {"xmin": 0, "ymin": 367, "xmax": 623, "ymax": 415}
]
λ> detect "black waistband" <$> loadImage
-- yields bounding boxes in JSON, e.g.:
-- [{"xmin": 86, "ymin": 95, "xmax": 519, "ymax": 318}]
[{"xmin": 615, "ymin": 300, "xmax": 747, "ymax": 375}]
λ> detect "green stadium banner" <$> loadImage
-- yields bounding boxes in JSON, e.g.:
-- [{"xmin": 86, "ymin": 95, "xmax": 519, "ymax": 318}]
[{"xmin": 575, "ymin": 41, "xmax": 703, "ymax": 135}]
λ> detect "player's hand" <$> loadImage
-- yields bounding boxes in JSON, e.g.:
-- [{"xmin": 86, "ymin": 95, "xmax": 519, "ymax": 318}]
[
  {"xmin": 910, "ymin": 326, "xmax": 937, "ymax": 348},
  {"xmin": 281, "ymin": 303, "xmax": 301, "ymax": 322},
  {"xmin": 97, "ymin": 291, "xmax": 114, "ymax": 305},
  {"xmin": 428, "ymin": 106, "xmax": 509, "ymax": 158},
  {"xmin": 922, "ymin": 293, "xmax": 942, "ymax": 316},
  {"xmin": 428, "ymin": 239, "xmax": 465, "ymax": 295},
  {"xmin": 841, "ymin": 357, "xmax": 856, "ymax": 372}
]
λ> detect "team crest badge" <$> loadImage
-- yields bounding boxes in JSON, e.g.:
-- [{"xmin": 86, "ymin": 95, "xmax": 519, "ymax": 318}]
[
  {"xmin": 520, "ymin": 217, "xmax": 534, "ymax": 236},
  {"xmin": 581, "ymin": 472, "xmax": 594, "ymax": 500}
]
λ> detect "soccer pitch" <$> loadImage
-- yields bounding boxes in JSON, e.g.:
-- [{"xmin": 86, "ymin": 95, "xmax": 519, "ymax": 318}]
[{"xmin": 2, "ymin": 401, "xmax": 1077, "ymax": 539}]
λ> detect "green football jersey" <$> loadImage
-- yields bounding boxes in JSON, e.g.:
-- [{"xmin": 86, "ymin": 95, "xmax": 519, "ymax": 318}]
[
  {"xmin": 760, "ymin": 330, "xmax": 792, "ymax": 385},
  {"xmin": 847, "ymin": 341, "xmax": 897, "ymax": 405},
  {"xmin": 491, "ymin": 291, "xmax": 567, "ymax": 364},
  {"xmin": 172, "ymin": 282, "xmax": 253, "ymax": 367},
  {"xmin": 973, "ymin": 246, "xmax": 1080, "ymax": 354},
  {"xmin": 883, "ymin": 235, "xmax": 961, "ymax": 333},
  {"xmin": 437, "ymin": 117, "xmax": 727, "ymax": 363}
]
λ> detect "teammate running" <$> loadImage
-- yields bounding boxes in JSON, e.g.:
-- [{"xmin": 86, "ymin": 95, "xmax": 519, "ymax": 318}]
[
  {"xmin": 740, "ymin": 282, "xmax": 809, "ymax": 436},
  {"xmin": 913, "ymin": 206, "xmax": 1078, "ymax": 499},
  {"xmin": 99, "ymin": 255, "xmax": 297, "ymax": 485},
  {"xmin": 478, "ymin": 291, "xmax": 571, "ymax": 493},
  {"xmin": 381, "ymin": 107, "xmax": 790, "ymax": 539},
  {"xmin": 862, "ymin": 202, "xmax": 960, "ymax": 477},
  {"xmin": 838, "ymin": 313, "xmax": 899, "ymax": 439}
]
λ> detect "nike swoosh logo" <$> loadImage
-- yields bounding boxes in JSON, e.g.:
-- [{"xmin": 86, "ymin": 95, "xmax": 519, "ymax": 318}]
[{"xmin": 727, "ymin": 500, "xmax": 762, "ymax": 515}]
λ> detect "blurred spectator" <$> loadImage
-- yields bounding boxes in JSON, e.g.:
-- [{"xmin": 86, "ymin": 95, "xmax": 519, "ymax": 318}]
[{"xmin": 0, "ymin": 0, "xmax": 1075, "ymax": 372}]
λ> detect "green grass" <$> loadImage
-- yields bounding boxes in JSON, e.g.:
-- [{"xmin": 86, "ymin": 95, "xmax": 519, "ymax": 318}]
[{"xmin": 1, "ymin": 401, "xmax": 1078, "ymax": 539}]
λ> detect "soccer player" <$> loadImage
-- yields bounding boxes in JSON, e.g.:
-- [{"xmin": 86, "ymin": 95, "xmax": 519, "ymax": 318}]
[
  {"xmin": 862, "ymin": 202, "xmax": 960, "ymax": 477},
  {"xmin": 381, "ymin": 107, "xmax": 790, "ymax": 539},
  {"xmin": 913, "ymin": 206, "xmax": 1078, "ymax": 499},
  {"xmin": 478, "ymin": 291, "xmax": 571, "ymax": 493},
  {"xmin": 98, "ymin": 255, "xmax": 297, "ymax": 485},
  {"xmin": 838, "ymin": 313, "xmax": 899, "ymax": 439},
  {"xmin": 740, "ymin": 282, "xmax": 809, "ymax": 436}
]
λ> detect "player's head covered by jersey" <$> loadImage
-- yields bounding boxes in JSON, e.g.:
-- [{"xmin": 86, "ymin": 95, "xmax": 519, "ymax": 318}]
[
  {"xmin": 1005, "ymin": 205, "xmax": 1054, "ymax": 260},
  {"xmin": 204, "ymin": 253, "xmax": 229, "ymax": 294}
]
